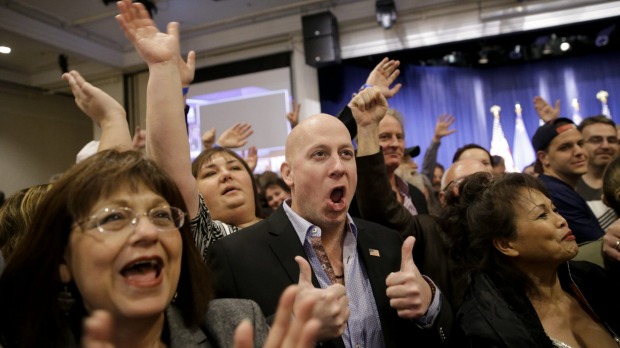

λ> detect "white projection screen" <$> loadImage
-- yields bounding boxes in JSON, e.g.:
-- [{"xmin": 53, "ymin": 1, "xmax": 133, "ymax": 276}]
[
  {"xmin": 198, "ymin": 90, "xmax": 288, "ymax": 150},
  {"xmin": 186, "ymin": 67, "xmax": 292, "ymax": 172}
]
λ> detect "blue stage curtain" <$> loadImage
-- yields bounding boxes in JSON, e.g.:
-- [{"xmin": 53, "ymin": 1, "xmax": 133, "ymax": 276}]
[{"xmin": 319, "ymin": 51, "xmax": 620, "ymax": 170}]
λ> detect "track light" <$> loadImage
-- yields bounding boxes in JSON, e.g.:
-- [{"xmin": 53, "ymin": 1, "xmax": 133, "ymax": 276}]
[
  {"xmin": 509, "ymin": 45, "xmax": 522, "ymax": 60},
  {"xmin": 542, "ymin": 34, "xmax": 560, "ymax": 55},
  {"xmin": 596, "ymin": 24, "xmax": 616, "ymax": 47},
  {"xmin": 376, "ymin": 0, "xmax": 397, "ymax": 29},
  {"xmin": 443, "ymin": 51, "xmax": 465, "ymax": 66},
  {"xmin": 478, "ymin": 51, "xmax": 488, "ymax": 64}
]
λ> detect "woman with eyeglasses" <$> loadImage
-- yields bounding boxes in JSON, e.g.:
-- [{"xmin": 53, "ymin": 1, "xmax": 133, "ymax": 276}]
[
  {"xmin": 0, "ymin": 150, "xmax": 319, "ymax": 348},
  {"xmin": 450, "ymin": 172, "xmax": 620, "ymax": 347}
]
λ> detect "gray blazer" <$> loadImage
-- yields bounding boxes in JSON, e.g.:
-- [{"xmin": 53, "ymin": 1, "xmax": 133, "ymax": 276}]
[{"xmin": 167, "ymin": 298, "xmax": 268, "ymax": 348}]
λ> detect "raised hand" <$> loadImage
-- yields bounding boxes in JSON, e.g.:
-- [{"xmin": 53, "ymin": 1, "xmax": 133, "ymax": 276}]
[
  {"xmin": 202, "ymin": 127, "xmax": 216, "ymax": 149},
  {"xmin": 294, "ymin": 256, "xmax": 349, "ymax": 341},
  {"xmin": 365, "ymin": 57, "xmax": 402, "ymax": 99},
  {"xmin": 533, "ymin": 96, "xmax": 560, "ymax": 123},
  {"xmin": 243, "ymin": 146, "xmax": 258, "ymax": 173},
  {"xmin": 62, "ymin": 70, "xmax": 132, "ymax": 152},
  {"xmin": 179, "ymin": 50, "xmax": 196, "ymax": 87},
  {"xmin": 385, "ymin": 236, "xmax": 432, "ymax": 319},
  {"xmin": 349, "ymin": 86, "xmax": 389, "ymax": 127},
  {"xmin": 432, "ymin": 113, "xmax": 456, "ymax": 143},
  {"xmin": 132, "ymin": 125, "xmax": 146, "ymax": 150},
  {"xmin": 82, "ymin": 310, "xmax": 115, "ymax": 348},
  {"xmin": 115, "ymin": 0, "xmax": 179, "ymax": 66},
  {"xmin": 234, "ymin": 285, "xmax": 321, "ymax": 348},
  {"xmin": 287, "ymin": 100, "xmax": 301, "ymax": 128},
  {"xmin": 62, "ymin": 70, "xmax": 126, "ymax": 126},
  {"xmin": 217, "ymin": 123, "xmax": 254, "ymax": 148},
  {"xmin": 116, "ymin": 0, "xmax": 199, "ymax": 218}
]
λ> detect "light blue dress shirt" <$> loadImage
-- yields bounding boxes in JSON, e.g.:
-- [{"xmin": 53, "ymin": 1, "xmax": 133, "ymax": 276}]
[{"xmin": 283, "ymin": 200, "xmax": 441, "ymax": 348}]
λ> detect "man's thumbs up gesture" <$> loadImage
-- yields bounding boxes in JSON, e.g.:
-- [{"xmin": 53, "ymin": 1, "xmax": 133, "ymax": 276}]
[
  {"xmin": 385, "ymin": 236, "xmax": 433, "ymax": 319},
  {"xmin": 294, "ymin": 256, "xmax": 350, "ymax": 341}
]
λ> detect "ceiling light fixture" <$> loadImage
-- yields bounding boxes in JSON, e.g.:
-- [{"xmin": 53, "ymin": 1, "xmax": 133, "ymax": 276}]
[
  {"xmin": 442, "ymin": 51, "xmax": 465, "ymax": 66},
  {"xmin": 478, "ymin": 51, "xmax": 489, "ymax": 64},
  {"xmin": 0, "ymin": 46, "xmax": 11, "ymax": 54},
  {"xmin": 542, "ymin": 34, "xmax": 559, "ymax": 55},
  {"xmin": 509, "ymin": 45, "xmax": 522, "ymax": 60},
  {"xmin": 596, "ymin": 24, "xmax": 616, "ymax": 47},
  {"xmin": 376, "ymin": 0, "xmax": 397, "ymax": 29}
]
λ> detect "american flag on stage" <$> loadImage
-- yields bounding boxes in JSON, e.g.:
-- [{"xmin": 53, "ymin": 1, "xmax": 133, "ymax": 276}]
[
  {"xmin": 512, "ymin": 103, "xmax": 536, "ymax": 173},
  {"xmin": 490, "ymin": 105, "xmax": 517, "ymax": 172},
  {"xmin": 597, "ymin": 90, "xmax": 612, "ymax": 119}
]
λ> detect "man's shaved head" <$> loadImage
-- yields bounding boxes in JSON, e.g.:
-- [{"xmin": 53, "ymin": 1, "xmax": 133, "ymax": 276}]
[
  {"xmin": 280, "ymin": 113, "xmax": 356, "ymax": 231},
  {"xmin": 285, "ymin": 113, "xmax": 350, "ymax": 165}
]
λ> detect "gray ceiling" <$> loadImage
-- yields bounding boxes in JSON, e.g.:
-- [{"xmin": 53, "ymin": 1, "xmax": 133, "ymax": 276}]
[
  {"xmin": 0, "ymin": 0, "xmax": 367, "ymax": 86},
  {"xmin": 0, "ymin": 0, "xmax": 618, "ymax": 89}
]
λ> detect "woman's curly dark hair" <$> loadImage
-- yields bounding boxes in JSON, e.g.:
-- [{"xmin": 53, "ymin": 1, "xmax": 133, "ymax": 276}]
[{"xmin": 440, "ymin": 172, "xmax": 549, "ymax": 294}]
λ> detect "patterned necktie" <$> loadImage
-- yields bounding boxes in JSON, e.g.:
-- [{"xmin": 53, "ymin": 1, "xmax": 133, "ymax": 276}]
[{"xmin": 309, "ymin": 236, "xmax": 344, "ymax": 284}]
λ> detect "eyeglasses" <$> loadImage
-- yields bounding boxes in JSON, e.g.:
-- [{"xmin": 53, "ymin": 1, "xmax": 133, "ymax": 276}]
[
  {"xmin": 585, "ymin": 136, "xmax": 619, "ymax": 145},
  {"xmin": 77, "ymin": 206, "xmax": 186, "ymax": 233}
]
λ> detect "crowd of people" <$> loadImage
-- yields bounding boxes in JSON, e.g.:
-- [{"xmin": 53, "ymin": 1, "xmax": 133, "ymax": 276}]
[{"xmin": 1, "ymin": 1, "xmax": 620, "ymax": 347}]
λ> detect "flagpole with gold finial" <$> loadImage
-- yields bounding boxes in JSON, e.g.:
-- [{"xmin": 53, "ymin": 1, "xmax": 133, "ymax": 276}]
[
  {"xmin": 489, "ymin": 105, "xmax": 516, "ymax": 172},
  {"xmin": 512, "ymin": 102, "xmax": 536, "ymax": 172},
  {"xmin": 491, "ymin": 105, "xmax": 501, "ymax": 119},
  {"xmin": 597, "ymin": 90, "xmax": 611, "ymax": 119}
]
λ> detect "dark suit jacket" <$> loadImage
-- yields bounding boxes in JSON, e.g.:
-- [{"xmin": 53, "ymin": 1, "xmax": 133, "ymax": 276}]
[
  {"xmin": 206, "ymin": 207, "xmax": 453, "ymax": 347},
  {"xmin": 354, "ymin": 151, "xmax": 464, "ymax": 310}
]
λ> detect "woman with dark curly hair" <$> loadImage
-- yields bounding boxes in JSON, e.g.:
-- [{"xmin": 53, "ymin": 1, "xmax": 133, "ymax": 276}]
[{"xmin": 450, "ymin": 172, "xmax": 620, "ymax": 347}]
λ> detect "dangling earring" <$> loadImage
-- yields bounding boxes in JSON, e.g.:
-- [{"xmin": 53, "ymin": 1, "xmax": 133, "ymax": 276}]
[
  {"xmin": 58, "ymin": 284, "xmax": 75, "ymax": 315},
  {"xmin": 172, "ymin": 292, "xmax": 178, "ymax": 304}
]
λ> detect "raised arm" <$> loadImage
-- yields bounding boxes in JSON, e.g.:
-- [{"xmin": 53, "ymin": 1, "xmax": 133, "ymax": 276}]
[
  {"xmin": 365, "ymin": 57, "xmax": 402, "ymax": 99},
  {"xmin": 116, "ymin": 0, "xmax": 199, "ymax": 217},
  {"xmin": 351, "ymin": 87, "xmax": 418, "ymax": 233},
  {"xmin": 421, "ymin": 114, "xmax": 456, "ymax": 182},
  {"xmin": 338, "ymin": 57, "xmax": 402, "ymax": 140},
  {"xmin": 533, "ymin": 96, "xmax": 560, "ymax": 123},
  {"xmin": 217, "ymin": 123, "xmax": 254, "ymax": 148},
  {"xmin": 62, "ymin": 70, "xmax": 132, "ymax": 152},
  {"xmin": 349, "ymin": 87, "xmax": 388, "ymax": 156},
  {"xmin": 287, "ymin": 100, "xmax": 301, "ymax": 129}
]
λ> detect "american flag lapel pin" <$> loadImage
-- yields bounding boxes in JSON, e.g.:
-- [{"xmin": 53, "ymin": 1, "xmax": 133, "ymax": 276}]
[{"xmin": 369, "ymin": 249, "xmax": 380, "ymax": 257}]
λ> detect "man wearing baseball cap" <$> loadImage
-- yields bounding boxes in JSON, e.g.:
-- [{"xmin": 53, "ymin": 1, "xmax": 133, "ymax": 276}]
[{"xmin": 533, "ymin": 117, "xmax": 604, "ymax": 243}]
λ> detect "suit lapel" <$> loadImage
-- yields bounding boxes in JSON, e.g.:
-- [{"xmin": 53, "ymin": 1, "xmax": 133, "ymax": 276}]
[
  {"xmin": 356, "ymin": 223, "xmax": 391, "ymax": 315},
  {"xmin": 265, "ymin": 207, "xmax": 320, "ymax": 286}
]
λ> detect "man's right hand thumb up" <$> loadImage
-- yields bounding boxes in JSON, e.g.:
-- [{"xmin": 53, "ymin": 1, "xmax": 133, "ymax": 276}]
[{"xmin": 294, "ymin": 256, "xmax": 350, "ymax": 341}]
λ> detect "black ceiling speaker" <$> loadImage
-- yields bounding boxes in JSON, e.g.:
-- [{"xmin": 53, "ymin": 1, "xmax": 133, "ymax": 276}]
[{"xmin": 301, "ymin": 11, "xmax": 341, "ymax": 68}]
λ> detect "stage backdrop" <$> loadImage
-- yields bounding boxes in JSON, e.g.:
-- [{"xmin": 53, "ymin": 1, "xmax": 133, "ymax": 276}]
[{"xmin": 319, "ymin": 51, "xmax": 620, "ymax": 171}]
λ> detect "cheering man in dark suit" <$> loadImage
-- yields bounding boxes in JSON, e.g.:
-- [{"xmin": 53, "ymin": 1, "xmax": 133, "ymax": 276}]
[{"xmin": 207, "ymin": 88, "xmax": 452, "ymax": 347}]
